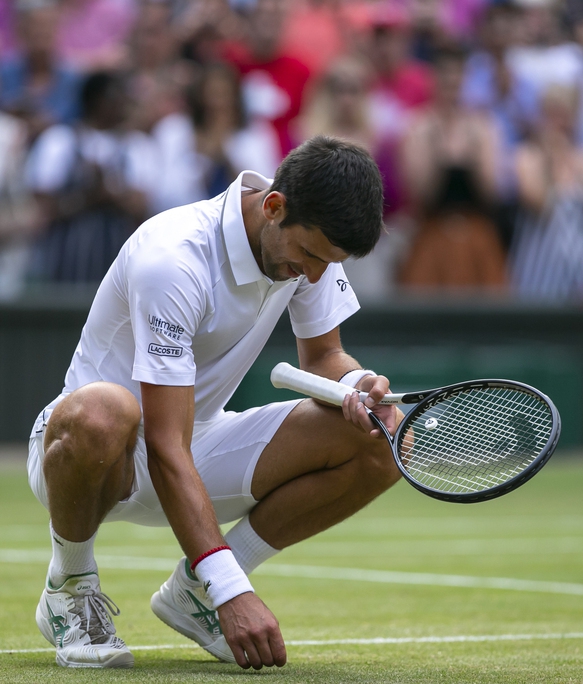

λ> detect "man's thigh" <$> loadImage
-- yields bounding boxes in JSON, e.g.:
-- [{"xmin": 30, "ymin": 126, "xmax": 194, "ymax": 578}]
[
  {"xmin": 30, "ymin": 399, "xmax": 304, "ymax": 527},
  {"xmin": 251, "ymin": 397, "xmax": 393, "ymax": 502},
  {"xmin": 191, "ymin": 400, "xmax": 301, "ymax": 523}
]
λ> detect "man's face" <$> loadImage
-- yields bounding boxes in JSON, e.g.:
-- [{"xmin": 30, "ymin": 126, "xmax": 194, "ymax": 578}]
[{"xmin": 259, "ymin": 222, "xmax": 349, "ymax": 284}]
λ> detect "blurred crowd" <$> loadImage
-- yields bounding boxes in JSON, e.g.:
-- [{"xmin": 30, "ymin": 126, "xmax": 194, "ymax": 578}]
[{"xmin": 2, "ymin": 0, "xmax": 583, "ymax": 303}]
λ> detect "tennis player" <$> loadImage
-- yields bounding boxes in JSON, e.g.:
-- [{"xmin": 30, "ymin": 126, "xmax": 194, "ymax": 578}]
[{"xmin": 27, "ymin": 136, "xmax": 403, "ymax": 670}]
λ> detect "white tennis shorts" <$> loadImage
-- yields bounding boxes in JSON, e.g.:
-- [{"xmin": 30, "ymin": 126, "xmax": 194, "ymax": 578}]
[{"xmin": 28, "ymin": 398, "xmax": 302, "ymax": 527}]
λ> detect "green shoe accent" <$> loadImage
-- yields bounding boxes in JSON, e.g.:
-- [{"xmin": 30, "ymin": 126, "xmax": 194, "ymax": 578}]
[
  {"xmin": 184, "ymin": 558, "xmax": 198, "ymax": 582},
  {"xmin": 46, "ymin": 602, "xmax": 70, "ymax": 648},
  {"xmin": 185, "ymin": 590, "xmax": 222, "ymax": 636}
]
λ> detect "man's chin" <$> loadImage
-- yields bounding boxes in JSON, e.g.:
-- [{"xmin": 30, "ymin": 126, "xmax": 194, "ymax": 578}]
[{"xmin": 266, "ymin": 265, "xmax": 299, "ymax": 282}]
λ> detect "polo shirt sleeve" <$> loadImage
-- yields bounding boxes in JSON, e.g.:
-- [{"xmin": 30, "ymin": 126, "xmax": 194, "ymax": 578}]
[
  {"xmin": 288, "ymin": 262, "xmax": 360, "ymax": 339},
  {"xmin": 127, "ymin": 242, "xmax": 209, "ymax": 386}
]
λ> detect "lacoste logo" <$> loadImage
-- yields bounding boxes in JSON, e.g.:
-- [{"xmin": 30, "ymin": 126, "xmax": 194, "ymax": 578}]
[
  {"xmin": 148, "ymin": 314, "xmax": 185, "ymax": 340},
  {"xmin": 336, "ymin": 279, "xmax": 349, "ymax": 292},
  {"xmin": 148, "ymin": 343, "xmax": 183, "ymax": 358}
]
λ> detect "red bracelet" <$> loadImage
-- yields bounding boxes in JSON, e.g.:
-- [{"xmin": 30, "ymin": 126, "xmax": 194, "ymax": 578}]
[{"xmin": 190, "ymin": 545, "xmax": 231, "ymax": 573}]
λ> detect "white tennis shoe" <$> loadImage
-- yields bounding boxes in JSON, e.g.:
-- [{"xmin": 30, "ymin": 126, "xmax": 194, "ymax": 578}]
[
  {"xmin": 151, "ymin": 558, "xmax": 236, "ymax": 663},
  {"xmin": 36, "ymin": 573, "xmax": 134, "ymax": 668}
]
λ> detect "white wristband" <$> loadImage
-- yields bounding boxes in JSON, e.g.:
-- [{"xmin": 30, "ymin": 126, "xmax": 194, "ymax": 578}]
[
  {"xmin": 194, "ymin": 549, "xmax": 254, "ymax": 609},
  {"xmin": 339, "ymin": 369, "xmax": 377, "ymax": 388}
]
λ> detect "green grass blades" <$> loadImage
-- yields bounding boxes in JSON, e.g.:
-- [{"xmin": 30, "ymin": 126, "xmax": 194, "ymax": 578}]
[{"xmin": 0, "ymin": 453, "xmax": 582, "ymax": 683}]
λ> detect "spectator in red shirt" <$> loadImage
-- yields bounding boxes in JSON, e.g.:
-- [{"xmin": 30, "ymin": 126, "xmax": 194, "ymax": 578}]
[
  {"xmin": 278, "ymin": 0, "xmax": 347, "ymax": 79},
  {"xmin": 366, "ymin": 4, "xmax": 435, "ymax": 141},
  {"xmin": 221, "ymin": 0, "xmax": 311, "ymax": 158}
]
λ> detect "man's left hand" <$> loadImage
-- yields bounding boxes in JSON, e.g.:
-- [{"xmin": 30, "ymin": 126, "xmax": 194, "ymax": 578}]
[{"xmin": 341, "ymin": 374, "xmax": 404, "ymax": 438}]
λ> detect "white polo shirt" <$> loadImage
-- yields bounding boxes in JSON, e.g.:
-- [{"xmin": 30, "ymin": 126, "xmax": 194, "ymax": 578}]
[{"xmin": 58, "ymin": 171, "xmax": 360, "ymax": 422}]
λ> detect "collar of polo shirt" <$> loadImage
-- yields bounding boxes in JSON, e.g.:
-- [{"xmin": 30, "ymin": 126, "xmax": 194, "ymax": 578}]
[{"xmin": 221, "ymin": 171, "xmax": 272, "ymax": 287}]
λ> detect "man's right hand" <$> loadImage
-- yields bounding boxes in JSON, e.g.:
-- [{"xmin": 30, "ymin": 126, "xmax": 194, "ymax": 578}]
[{"xmin": 217, "ymin": 592, "xmax": 287, "ymax": 669}]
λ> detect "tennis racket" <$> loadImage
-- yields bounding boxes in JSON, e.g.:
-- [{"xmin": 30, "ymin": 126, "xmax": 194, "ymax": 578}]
[{"xmin": 270, "ymin": 362, "xmax": 561, "ymax": 504}]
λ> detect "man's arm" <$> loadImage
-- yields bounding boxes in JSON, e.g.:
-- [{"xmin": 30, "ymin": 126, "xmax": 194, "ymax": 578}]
[
  {"xmin": 140, "ymin": 382, "xmax": 286, "ymax": 669},
  {"xmin": 296, "ymin": 328, "xmax": 400, "ymax": 436}
]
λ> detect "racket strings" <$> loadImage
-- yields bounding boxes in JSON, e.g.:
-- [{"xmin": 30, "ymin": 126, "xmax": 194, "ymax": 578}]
[{"xmin": 397, "ymin": 387, "xmax": 554, "ymax": 494}]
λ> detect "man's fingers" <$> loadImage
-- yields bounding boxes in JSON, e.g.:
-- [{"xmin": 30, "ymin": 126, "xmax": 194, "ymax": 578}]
[
  {"xmin": 218, "ymin": 593, "xmax": 287, "ymax": 670},
  {"xmin": 342, "ymin": 391, "xmax": 399, "ymax": 439},
  {"xmin": 250, "ymin": 624, "xmax": 287, "ymax": 668},
  {"xmin": 342, "ymin": 392, "xmax": 375, "ymax": 433},
  {"xmin": 242, "ymin": 641, "xmax": 263, "ymax": 670},
  {"xmin": 229, "ymin": 629, "xmax": 287, "ymax": 670},
  {"xmin": 269, "ymin": 633, "xmax": 287, "ymax": 667},
  {"xmin": 359, "ymin": 375, "xmax": 390, "ymax": 408},
  {"xmin": 230, "ymin": 642, "xmax": 251, "ymax": 669}
]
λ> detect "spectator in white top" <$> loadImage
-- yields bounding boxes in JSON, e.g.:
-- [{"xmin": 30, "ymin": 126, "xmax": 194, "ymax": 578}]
[
  {"xmin": 187, "ymin": 61, "xmax": 281, "ymax": 197},
  {"xmin": 25, "ymin": 70, "xmax": 158, "ymax": 282}
]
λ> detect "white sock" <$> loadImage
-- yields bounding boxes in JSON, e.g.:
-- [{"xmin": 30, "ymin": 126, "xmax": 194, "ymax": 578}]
[
  {"xmin": 224, "ymin": 515, "xmax": 279, "ymax": 575},
  {"xmin": 48, "ymin": 522, "xmax": 98, "ymax": 588}
]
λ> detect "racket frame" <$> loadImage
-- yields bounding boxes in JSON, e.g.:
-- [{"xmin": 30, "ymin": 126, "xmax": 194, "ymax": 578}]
[{"xmin": 368, "ymin": 379, "xmax": 562, "ymax": 503}]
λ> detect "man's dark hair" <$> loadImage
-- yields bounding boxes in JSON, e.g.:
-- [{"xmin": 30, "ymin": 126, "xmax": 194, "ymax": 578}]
[{"xmin": 270, "ymin": 136, "xmax": 384, "ymax": 257}]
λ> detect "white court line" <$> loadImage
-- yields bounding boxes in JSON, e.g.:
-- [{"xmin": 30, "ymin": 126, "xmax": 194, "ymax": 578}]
[
  {"xmin": 2, "ymin": 633, "xmax": 583, "ymax": 655},
  {"xmin": 2, "ymin": 549, "xmax": 583, "ymax": 596},
  {"xmin": 254, "ymin": 563, "xmax": 583, "ymax": 596}
]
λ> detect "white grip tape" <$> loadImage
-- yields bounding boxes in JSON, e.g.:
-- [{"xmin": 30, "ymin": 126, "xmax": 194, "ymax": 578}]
[
  {"xmin": 271, "ymin": 362, "xmax": 356, "ymax": 407},
  {"xmin": 271, "ymin": 363, "xmax": 404, "ymax": 406},
  {"xmin": 194, "ymin": 550, "xmax": 254, "ymax": 609}
]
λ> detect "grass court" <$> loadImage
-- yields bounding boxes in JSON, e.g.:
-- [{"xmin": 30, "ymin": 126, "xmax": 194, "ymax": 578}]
[{"xmin": 0, "ymin": 449, "xmax": 582, "ymax": 683}]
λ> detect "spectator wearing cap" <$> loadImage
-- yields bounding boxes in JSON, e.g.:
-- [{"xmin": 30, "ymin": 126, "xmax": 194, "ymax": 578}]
[{"xmin": 0, "ymin": 0, "xmax": 82, "ymax": 138}]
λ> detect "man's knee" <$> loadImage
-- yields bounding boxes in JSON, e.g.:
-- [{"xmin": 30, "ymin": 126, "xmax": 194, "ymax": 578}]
[{"xmin": 45, "ymin": 383, "xmax": 141, "ymax": 467}]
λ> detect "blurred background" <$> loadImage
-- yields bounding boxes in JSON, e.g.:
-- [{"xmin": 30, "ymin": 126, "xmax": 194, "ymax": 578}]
[{"xmin": 0, "ymin": 0, "xmax": 582, "ymax": 450}]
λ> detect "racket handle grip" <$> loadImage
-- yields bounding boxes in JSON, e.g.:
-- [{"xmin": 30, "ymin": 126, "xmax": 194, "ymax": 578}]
[{"xmin": 271, "ymin": 362, "xmax": 355, "ymax": 406}]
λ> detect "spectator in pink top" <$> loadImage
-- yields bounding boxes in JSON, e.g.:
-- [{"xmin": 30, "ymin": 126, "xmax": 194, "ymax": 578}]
[
  {"xmin": 0, "ymin": 0, "xmax": 17, "ymax": 57},
  {"xmin": 278, "ymin": 0, "xmax": 347, "ymax": 79},
  {"xmin": 56, "ymin": 0, "xmax": 136, "ymax": 72},
  {"xmin": 439, "ymin": 0, "xmax": 489, "ymax": 43}
]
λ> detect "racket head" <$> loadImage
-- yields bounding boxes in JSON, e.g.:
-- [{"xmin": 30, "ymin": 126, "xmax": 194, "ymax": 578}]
[{"xmin": 370, "ymin": 379, "xmax": 561, "ymax": 503}]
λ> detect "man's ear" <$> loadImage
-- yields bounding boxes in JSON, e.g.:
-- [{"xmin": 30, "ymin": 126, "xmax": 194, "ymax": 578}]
[{"xmin": 263, "ymin": 191, "xmax": 287, "ymax": 223}]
